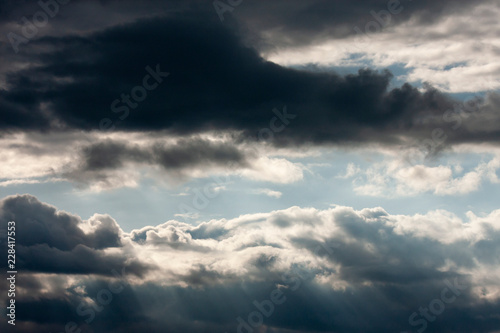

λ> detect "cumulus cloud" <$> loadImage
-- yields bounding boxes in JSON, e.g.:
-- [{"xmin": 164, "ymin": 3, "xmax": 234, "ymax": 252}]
[
  {"xmin": 0, "ymin": 194, "xmax": 152, "ymax": 276},
  {"xmin": 2, "ymin": 194, "xmax": 500, "ymax": 332},
  {"xmin": 342, "ymin": 150, "xmax": 500, "ymax": 197}
]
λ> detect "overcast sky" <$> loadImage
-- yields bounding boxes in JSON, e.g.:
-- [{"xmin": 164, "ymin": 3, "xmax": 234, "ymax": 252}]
[{"xmin": 1, "ymin": 0, "xmax": 500, "ymax": 332}]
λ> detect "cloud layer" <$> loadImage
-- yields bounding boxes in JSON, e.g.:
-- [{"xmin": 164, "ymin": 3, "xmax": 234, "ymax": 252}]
[
  {"xmin": 1, "ymin": 14, "xmax": 499, "ymax": 149},
  {"xmin": 2, "ymin": 194, "xmax": 500, "ymax": 332}
]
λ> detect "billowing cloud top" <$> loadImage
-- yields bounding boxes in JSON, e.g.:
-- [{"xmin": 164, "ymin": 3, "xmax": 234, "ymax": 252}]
[{"xmin": 2, "ymin": 194, "xmax": 500, "ymax": 332}]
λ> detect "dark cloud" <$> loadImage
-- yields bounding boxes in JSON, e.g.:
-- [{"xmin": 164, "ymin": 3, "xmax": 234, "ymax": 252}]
[
  {"xmin": 17, "ymin": 243, "xmax": 149, "ymax": 276},
  {"xmin": 152, "ymin": 138, "xmax": 247, "ymax": 170},
  {"xmin": 224, "ymin": 0, "xmax": 485, "ymax": 49},
  {"xmin": 1, "ymin": 14, "xmax": 497, "ymax": 149},
  {"xmin": 0, "ymin": 275, "xmax": 147, "ymax": 333},
  {"xmin": 0, "ymin": 0, "xmax": 487, "ymax": 47},
  {"xmin": 0, "ymin": 194, "xmax": 152, "ymax": 276},
  {"xmin": 0, "ymin": 194, "xmax": 119, "ymax": 250}
]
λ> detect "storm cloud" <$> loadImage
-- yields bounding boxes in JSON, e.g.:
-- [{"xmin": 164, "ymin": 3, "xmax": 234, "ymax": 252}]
[{"xmin": 0, "ymin": 14, "xmax": 498, "ymax": 149}]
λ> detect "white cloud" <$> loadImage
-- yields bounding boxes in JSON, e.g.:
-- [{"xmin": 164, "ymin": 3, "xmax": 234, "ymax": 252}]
[
  {"xmin": 252, "ymin": 188, "xmax": 283, "ymax": 198},
  {"xmin": 337, "ymin": 162, "xmax": 361, "ymax": 179},
  {"xmin": 173, "ymin": 212, "xmax": 200, "ymax": 220},
  {"xmin": 343, "ymin": 151, "xmax": 500, "ymax": 197},
  {"xmin": 0, "ymin": 177, "xmax": 65, "ymax": 187},
  {"xmin": 240, "ymin": 156, "xmax": 304, "ymax": 184}
]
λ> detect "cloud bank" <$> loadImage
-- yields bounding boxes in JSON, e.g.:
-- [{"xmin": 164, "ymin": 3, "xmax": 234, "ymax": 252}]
[
  {"xmin": 1, "ymin": 14, "xmax": 499, "ymax": 150},
  {"xmin": 2, "ymin": 194, "xmax": 500, "ymax": 332}
]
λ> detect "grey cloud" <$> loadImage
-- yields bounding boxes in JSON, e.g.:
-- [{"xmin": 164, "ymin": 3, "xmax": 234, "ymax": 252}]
[
  {"xmin": 226, "ymin": 0, "xmax": 487, "ymax": 50},
  {"xmin": 0, "ymin": 0, "xmax": 488, "ymax": 48},
  {"xmin": 62, "ymin": 137, "xmax": 249, "ymax": 187},
  {"xmin": 17, "ymin": 243, "xmax": 149, "ymax": 276},
  {"xmin": 0, "ymin": 194, "xmax": 152, "ymax": 276},
  {"xmin": 80, "ymin": 138, "xmax": 248, "ymax": 171},
  {"xmin": 176, "ymin": 264, "xmax": 231, "ymax": 287},
  {"xmin": 0, "ymin": 194, "xmax": 120, "ymax": 249}
]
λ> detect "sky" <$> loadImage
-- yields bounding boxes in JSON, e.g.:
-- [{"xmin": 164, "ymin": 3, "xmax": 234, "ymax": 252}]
[{"xmin": 0, "ymin": 0, "xmax": 500, "ymax": 332}]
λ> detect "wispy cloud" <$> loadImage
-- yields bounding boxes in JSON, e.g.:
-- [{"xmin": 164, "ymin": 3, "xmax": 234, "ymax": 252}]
[{"xmin": 252, "ymin": 188, "xmax": 283, "ymax": 198}]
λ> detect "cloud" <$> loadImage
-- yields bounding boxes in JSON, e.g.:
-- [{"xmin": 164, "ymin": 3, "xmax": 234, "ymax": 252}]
[
  {"xmin": 337, "ymin": 162, "xmax": 361, "ymax": 179},
  {"xmin": 266, "ymin": 2, "xmax": 500, "ymax": 93},
  {"xmin": 228, "ymin": 0, "xmax": 488, "ymax": 49},
  {"xmin": 0, "ymin": 177, "xmax": 64, "ymax": 187},
  {"xmin": 0, "ymin": 2, "xmax": 499, "ymax": 332},
  {"xmin": 240, "ymin": 156, "xmax": 304, "ymax": 184},
  {"xmin": 0, "ymin": 194, "xmax": 152, "ymax": 276},
  {"xmin": 0, "ymin": 0, "xmax": 485, "ymax": 40},
  {"xmin": 1, "ymin": 14, "xmax": 498, "ymax": 150},
  {"xmin": 0, "ymin": 131, "xmax": 309, "ymax": 190},
  {"xmin": 252, "ymin": 188, "xmax": 283, "ymax": 198},
  {"xmin": 2, "ymin": 194, "xmax": 500, "ymax": 332},
  {"xmin": 64, "ymin": 136, "xmax": 250, "ymax": 189},
  {"xmin": 343, "ymin": 152, "xmax": 500, "ymax": 197}
]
